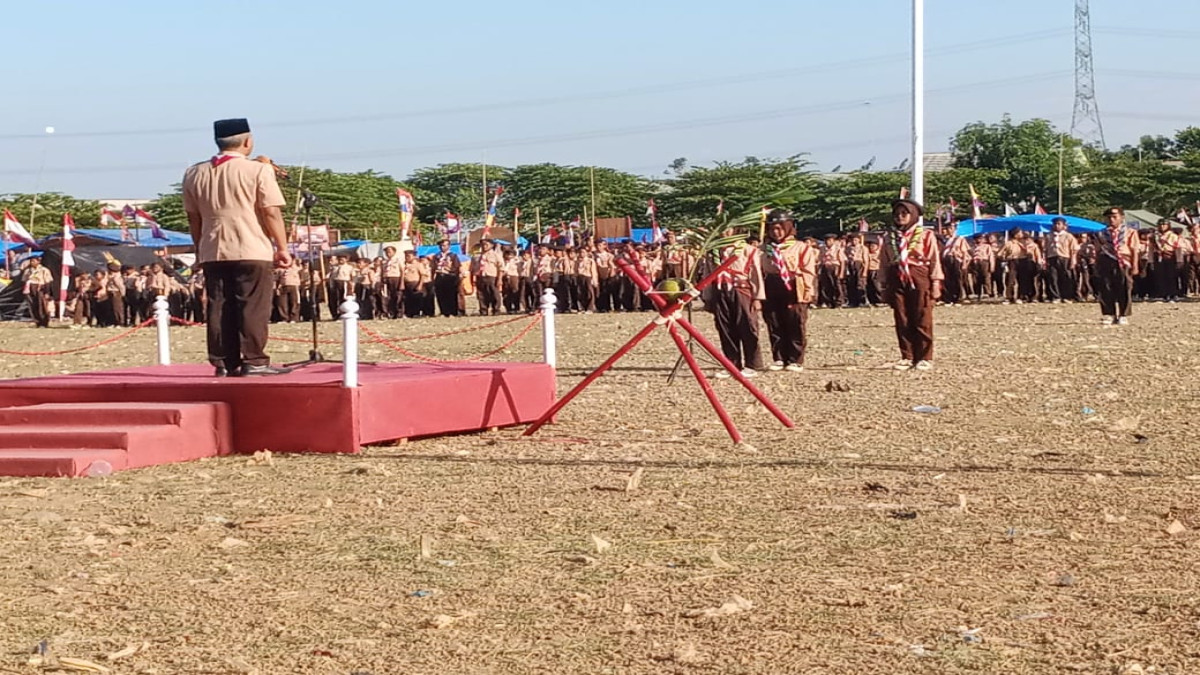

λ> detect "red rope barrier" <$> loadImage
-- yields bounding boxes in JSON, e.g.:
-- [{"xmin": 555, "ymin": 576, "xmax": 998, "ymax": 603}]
[
  {"xmin": 360, "ymin": 313, "xmax": 541, "ymax": 363},
  {"xmin": 172, "ymin": 313, "xmax": 534, "ymax": 344},
  {"xmin": 0, "ymin": 319, "xmax": 155, "ymax": 356}
]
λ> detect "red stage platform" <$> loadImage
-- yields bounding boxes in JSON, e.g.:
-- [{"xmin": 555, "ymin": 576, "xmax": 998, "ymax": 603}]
[{"xmin": 0, "ymin": 362, "xmax": 555, "ymax": 474}]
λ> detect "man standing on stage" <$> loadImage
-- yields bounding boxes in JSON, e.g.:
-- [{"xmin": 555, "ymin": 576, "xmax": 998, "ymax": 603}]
[
  {"xmin": 184, "ymin": 118, "xmax": 292, "ymax": 376},
  {"xmin": 1093, "ymin": 207, "xmax": 1140, "ymax": 325},
  {"xmin": 881, "ymin": 199, "xmax": 942, "ymax": 371},
  {"xmin": 1044, "ymin": 216, "xmax": 1079, "ymax": 303}
]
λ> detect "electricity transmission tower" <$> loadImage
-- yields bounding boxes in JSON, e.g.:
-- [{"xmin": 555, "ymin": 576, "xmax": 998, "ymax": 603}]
[{"xmin": 1071, "ymin": 0, "xmax": 1106, "ymax": 148}]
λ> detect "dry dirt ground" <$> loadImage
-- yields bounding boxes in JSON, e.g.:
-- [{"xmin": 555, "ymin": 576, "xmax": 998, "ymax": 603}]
[{"xmin": 1, "ymin": 302, "xmax": 1198, "ymax": 674}]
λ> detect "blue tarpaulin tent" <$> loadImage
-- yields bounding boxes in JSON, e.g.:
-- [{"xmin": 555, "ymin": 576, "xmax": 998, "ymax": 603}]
[
  {"xmin": 954, "ymin": 215, "xmax": 1105, "ymax": 238},
  {"xmin": 59, "ymin": 227, "xmax": 195, "ymax": 248}
]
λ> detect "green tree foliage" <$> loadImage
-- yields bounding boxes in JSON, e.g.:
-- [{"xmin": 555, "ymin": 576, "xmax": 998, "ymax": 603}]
[
  {"xmin": 406, "ymin": 163, "xmax": 509, "ymax": 225},
  {"xmin": 657, "ymin": 156, "xmax": 816, "ymax": 225},
  {"xmin": 504, "ymin": 164, "xmax": 649, "ymax": 232},
  {"xmin": 951, "ymin": 116, "xmax": 1084, "ymax": 209},
  {"xmin": 1070, "ymin": 158, "xmax": 1200, "ymax": 220},
  {"xmin": 0, "ymin": 193, "xmax": 103, "ymax": 237}
]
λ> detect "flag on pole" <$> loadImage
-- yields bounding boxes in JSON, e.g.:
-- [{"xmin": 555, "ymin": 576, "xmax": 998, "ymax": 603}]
[
  {"xmin": 969, "ymin": 184, "xmax": 984, "ymax": 220},
  {"xmin": 948, "ymin": 197, "xmax": 959, "ymax": 213},
  {"xmin": 483, "ymin": 187, "xmax": 503, "ymax": 238},
  {"xmin": 858, "ymin": 218, "xmax": 869, "ymax": 232},
  {"xmin": 133, "ymin": 209, "xmax": 168, "ymax": 240},
  {"xmin": 646, "ymin": 199, "xmax": 663, "ymax": 244},
  {"xmin": 1003, "ymin": 203, "xmax": 1017, "ymax": 217},
  {"xmin": 567, "ymin": 216, "xmax": 580, "ymax": 246},
  {"xmin": 444, "ymin": 212, "xmax": 461, "ymax": 234},
  {"xmin": 1176, "ymin": 208, "xmax": 1194, "ymax": 226},
  {"xmin": 58, "ymin": 213, "xmax": 76, "ymax": 320},
  {"xmin": 1034, "ymin": 201, "xmax": 1048, "ymax": 215},
  {"xmin": 100, "ymin": 209, "xmax": 125, "ymax": 228},
  {"xmin": 395, "ymin": 188, "xmax": 415, "ymax": 240},
  {"xmin": 3, "ymin": 209, "xmax": 37, "ymax": 246}
]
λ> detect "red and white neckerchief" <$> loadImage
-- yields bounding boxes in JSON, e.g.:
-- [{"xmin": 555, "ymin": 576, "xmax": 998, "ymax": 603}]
[
  {"xmin": 211, "ymin": 153, "xmax": 239, "ymax": 168},
  {"xmin": 716, "ymin": 242, "xmax": 746, "ymax": 289},
  {"xmin": 1101, "ymin": 226, "xmax": 1129, "ymax": 269},
  {"xmin": 769, "ymin": 239, "xmax": 794, "ymax": 291},
  {"xmin": 897, "ymin": 224, "xmax": 924, "ymax": 287}
]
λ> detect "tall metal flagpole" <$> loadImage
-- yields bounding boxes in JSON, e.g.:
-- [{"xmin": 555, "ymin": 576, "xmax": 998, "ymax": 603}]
[
  {"xmin": 911, "ymin": 0, "xmax": 925, "ymax": 206},
  {"xmin": 589, "ymin": 166, "xmax": 597, "ymax": 231}
]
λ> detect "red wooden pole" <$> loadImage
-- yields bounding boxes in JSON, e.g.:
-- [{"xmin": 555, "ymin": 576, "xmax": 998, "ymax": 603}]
[
  {"xmin": 522, "ymin": 319, "xmax": 660, "ymax": 436},
  {"xmin": 617, "ymin": 255, "xmax": 794, "ymax": 429},
  {"xmin": 665, "ymin": 322, "xmax": 742, "ymax": 443}
]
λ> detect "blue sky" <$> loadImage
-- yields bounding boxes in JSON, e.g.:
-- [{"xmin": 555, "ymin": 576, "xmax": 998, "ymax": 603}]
[{"xmin": 2, "ymin": 0, "xmax": 1197, "ymax": 198}]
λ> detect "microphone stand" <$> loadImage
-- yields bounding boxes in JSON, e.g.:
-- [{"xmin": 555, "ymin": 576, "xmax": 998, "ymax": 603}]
[{"xmin": 274, "ymin": 172, "xmax": 355, "ymax": 369}]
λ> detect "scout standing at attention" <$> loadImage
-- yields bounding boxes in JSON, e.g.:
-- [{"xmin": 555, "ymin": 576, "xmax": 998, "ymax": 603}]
[
  {"xmin": 881, "ymin": 199, "xmax": 942, "ymax": 371},
  {"xmin": 1093, "ymin": 206, "xmax": 1139, "ymax": 325},
  {"xmin": 758, "ymin": 209, "xmax": 817, "ymax": 373}
]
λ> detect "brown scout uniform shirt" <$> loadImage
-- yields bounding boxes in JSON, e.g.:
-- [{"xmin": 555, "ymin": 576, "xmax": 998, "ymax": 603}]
[{"xmin": 182, "ymin": 153, "xmax": 286, "ymax": 263}]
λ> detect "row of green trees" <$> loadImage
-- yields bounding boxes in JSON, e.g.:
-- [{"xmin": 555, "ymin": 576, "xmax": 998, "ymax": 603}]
[{"xmin": 4, "ymin": 117, "xmax": 1198, "ymax": 241}]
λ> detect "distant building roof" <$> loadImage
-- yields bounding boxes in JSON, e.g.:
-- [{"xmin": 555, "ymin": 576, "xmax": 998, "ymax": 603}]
[{"xmin": 923, "ymin": 152, "xmax": 954, "ymax": 173}]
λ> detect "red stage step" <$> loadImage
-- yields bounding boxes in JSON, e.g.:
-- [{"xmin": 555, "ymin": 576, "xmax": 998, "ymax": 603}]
[{"xmin": 0, "ymin": 402, "xmax": 232, "ymax": 477}]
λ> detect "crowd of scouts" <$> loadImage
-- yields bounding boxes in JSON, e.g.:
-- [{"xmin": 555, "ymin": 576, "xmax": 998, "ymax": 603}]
[{"xmin": 15, "ymin": 203, "xmax": 1188, "ymax": 372}]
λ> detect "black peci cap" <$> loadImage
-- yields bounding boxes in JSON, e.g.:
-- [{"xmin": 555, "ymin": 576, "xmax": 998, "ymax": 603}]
[{"xmin": 213, "ymin": 118, "xmax": 251, "ymax": 140}]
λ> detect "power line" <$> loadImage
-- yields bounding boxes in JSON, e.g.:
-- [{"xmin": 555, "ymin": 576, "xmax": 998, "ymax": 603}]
[
  {"xmin": 0, "ymin": 29, "xmax": 1070, "ymax": 142},
  {"xmin": 0, "ymin": 71, "xmax": 1071, "ymax": 177}
]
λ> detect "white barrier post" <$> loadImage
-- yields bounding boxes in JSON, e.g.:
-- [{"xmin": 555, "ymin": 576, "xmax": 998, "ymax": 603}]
[
  {"xmin": 153, "ymin": 295, "xmax": 171, "ymax": 366},
  {"xmin": 540, "ymin": 288, "xmax": 557, "ymax": 369},
  {"xmin": 340, "ymin": 295, "xmax": 359, "ymax": 388}
]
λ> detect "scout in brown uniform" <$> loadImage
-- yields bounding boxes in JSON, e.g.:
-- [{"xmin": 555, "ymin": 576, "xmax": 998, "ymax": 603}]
[
  {"xmin": 103, "ymin": 262, "xmax": 126, "ymax": 327},
  {"xmin": 500, "ymin": 249, "xmax": 522, "ymax": 314},
  {"xmin": 519, "ymin": 249, "xmax": 537, "ymax": 312},
  {"xmin": 183, "ymin": 117, "xmax": 292, "ymax": 376},
  {"xmin": 843, "ymin": 233, "xmax": 868, "ymax": 307},
  {"xmin": 759, "ymin": 209, "xmax": 817, "ymax": 372},
  {"xmin": 881, "ymin": 199, "xmax": 942, "ymax": 371},
  {"xmin": 1150, "ymin": 218, "xmax": 1182, "ymax": 302},
  {"xmin": 71, "ymin": 272, "xmax": 93, "ymax": 326},
  {"xmin": 1042, "ymin": 217, "xmax": 1079, "ymax": 302},
  {"xmin": 352, "ymin": 259, "xmax": 377, "ymax": 320},
  {"xmin": 432, "ymin": 240, "xmax": 461, "ymax": 317},
  {"xmin": 817, "ymin": 234, "xmax": 845, "ymax": 308},
  {"xmin": 472, "ymin": 239, "xmax": 505, "ymax": 316},
  {"xmin": 22, "ymin": 256, "xmax": 53, "ymax": 327},
  {"xmin": 399, "ymin": 250, "xmax": 424, "ymax": 318},
  {"xmin": 574, "ymin": 246, "xmax": 598, "ymax": 313},
  {"xmin": 275, "ymin": 259, "xmax": 301, "ymax": 322},
  {"xmin": 864, "ymin": 240, "xmax": 883, "ymax": 306},
  {"xmin": 381, "ymin": 246, "xmax": 404, "ymax": 318},
  {"xmin": 1075, "ymin": 234, "xmax": 1096, "ymax": 301},
  {"xmin": 998, "ymin": 229, "xmax": 1037, "ymax": 304},
  {"xmin": 1093, "ymin": 207, "xmax": 1140, "ymax": 325},
  {"xmin": 969, "ymin": 234, "xmax": 996, "ymax": 301},
  {"xmin": 708, "ymin": 236, "xmax": 765, "ymax": 377},
  {"xmin": 593, "ymin": 240, "xmax": 617, "ymax": 312},
  {"xmin": 662, "ymin": 231, "xmax": 696, "ymax": 280}
]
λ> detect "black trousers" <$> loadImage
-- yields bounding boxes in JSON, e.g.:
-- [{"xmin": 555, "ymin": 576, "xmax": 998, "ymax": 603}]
[
  {"xmin": 762, "ymin": 274, "xmax": 807, "ymax": 366},
  {"xmin": 711, "ymin": 287, "xmax": 762, "ymax": 370},
  {"xmin": 26, "ymin": 285, "xmax": 50, "ymax": 327},
  {"xmin": 476, "ymin": 276, "xmax": 500, "ymax": 314},
  {"xmin": 385, "ymin": 278, "xmax": 403, "ymax": 318},
  {"xmin": 1095, "ymin": 257, "xmax": 1133, "ymax": 318},
  {"xmin": 434, "ymin": 274, "xmax": 459, "ymax": 316},
  {"xmin": 596, "ymin": 276, "xmax": 618, "ymax": 312},
  {"xmin": 1046, "ymin": 256, "xmax": 1074, "ymax": 301},
  {"xmin": 204, "ymin": 260, "xmax": 274, "ymax": 370},
  {"xmin": 276, "ymin": 285, "xmax": 300, "ymax": 322},
  {"xmin": 1155, "ymin": 260, "xmax": 1179, "ymax": 299}
]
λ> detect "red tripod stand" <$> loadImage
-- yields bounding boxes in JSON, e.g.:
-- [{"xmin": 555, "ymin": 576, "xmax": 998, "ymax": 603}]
[{"xmin": 523, "ymin": 255, "xmax": 795, "ymax": 444}]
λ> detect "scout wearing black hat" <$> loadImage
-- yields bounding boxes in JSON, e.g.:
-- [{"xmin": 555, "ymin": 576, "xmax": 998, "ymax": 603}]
[{"xmin": 213, "ymin": 118, "xmax": 251, "ymax": 140}]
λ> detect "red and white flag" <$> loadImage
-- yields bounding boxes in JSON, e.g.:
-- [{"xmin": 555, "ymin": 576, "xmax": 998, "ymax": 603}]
[
  {"xmin": 100, "ymin": 208, "xmax": 124, "ymax": 228},
  {"xmin": 1034, "ymin": 201, "xmax": 1048, "ymax": 215},
  {"xmin": 133, "ymin": 209, "xmax": 168, "ymax": 240},
  {"xmin": 646, "ymin": 199, "xmax": 663, "ymax": 243},
  {"xmin": 858, "ymin": 218, "xmax": 870, "ymax": 232},
  {"xmin": 3, "ymin": 209, "xmax": 37, "ymax": 246},
  {"xmin": 58, "ymin": 213, "xmax": 76, "ymax": 320}
]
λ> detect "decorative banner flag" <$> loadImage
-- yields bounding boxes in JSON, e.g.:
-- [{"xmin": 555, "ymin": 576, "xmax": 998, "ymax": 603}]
[
  {"xmin": 100, "ymin": 209, "xmax": 124, "ymax": 228},
  {"xmin": 1034, "ymin": 201, "xmax": 1048, "ymax": 215},
  {"xmin": 483, "ymin": 187, "xmax": 503, "ymax": 238},
  {"xmin": 395, "ymin": 188, "xmax": 415, "ymax": 240},
  {"xmin": 3, "ymin": 209, "xmax": 37, "ymax": 246},
  {"xmin": 969, "ymin": 184, "xmax": 984, "ymax": 220},
  {"xmin": 948, "ymin": 197, "xmax": 959, "ymax": 213},
  {"xmin": 58, "ymin": 213, "xmax": 76, "ymax": 320},
  {"xmin": 133, "ymin": 209, "xmax": 168, "ymax": 240},
  {"xmin": 1177, "ymin": 208, "xmax": 1194, "ymax": 226},
  {"xmin": 567, "ymin": 216, "xmax": 580, "ymax": 246},
  {"xmin": 444, "ymin": 212, "xmax": 461, "ymax": 234},
  {"xmin": 859, "ymin": 218, "xmax": 870, "ymax": 232},
  {"xmin": 1004, "ymin": 203, "xmax": 1017, "ymax": 217},
  {"xmin": 646, "ymin": 199, "xmax": 662, "ymax": 244}
]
